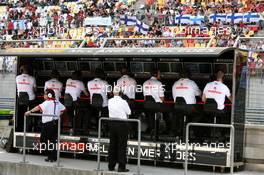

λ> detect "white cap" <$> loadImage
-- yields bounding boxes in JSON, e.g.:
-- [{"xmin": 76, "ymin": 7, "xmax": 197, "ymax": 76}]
[{"xmin": 113, "ymin": 86, "xmax": 121, "ymax": 95}]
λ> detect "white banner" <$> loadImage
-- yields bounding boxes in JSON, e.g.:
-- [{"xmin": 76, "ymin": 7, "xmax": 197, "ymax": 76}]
[{"xmin": 84, "ymin": 17, "xmax": 112, "ymax": 26}]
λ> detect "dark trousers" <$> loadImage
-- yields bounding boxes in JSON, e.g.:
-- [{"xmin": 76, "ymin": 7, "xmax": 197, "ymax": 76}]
[
  {"xmin": 40, "ymin": 120, "xmax": 58, "ymax": 161},
  {"xmin": 108, "ymin": 121, "xmax": 128, "ymax": 170}
]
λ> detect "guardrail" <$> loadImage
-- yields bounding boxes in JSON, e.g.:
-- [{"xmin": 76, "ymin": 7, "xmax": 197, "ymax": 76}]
[
  {"xmin": 21, "ymin": 113, "xmax": 61, "ymax": 167},
  {"xmin": 97, "ymin": 117, "xmax": 142, "ymax": 175},
  {"xmin": 184, "ymin": 123, "xmax": 235, "ymax": 175}
]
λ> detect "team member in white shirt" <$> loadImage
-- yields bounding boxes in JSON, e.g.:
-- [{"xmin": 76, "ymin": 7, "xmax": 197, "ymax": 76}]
[
  {"xmin": 87, "ymin": 68, "xmax": 110, "ymax": 109},
  {"xmin": 202, "ymin": 71, "xmax": 232, "ymax": 110},
  {"xmin": 64, "ymin": 71, "xmax": 88, "ymax": 131},
  {"xmin": 44, "ymin": 70, "xmax": 63, "ymax": 100},
  {"xmin": 65, "ymin": 71, "xmax": 89, "ymax": 102},
  {"xmin": 170, "ymin": 71, "xmax": 202, "ymax": 137},
  {"xmin": 108, "ymin": 86, "xmax": 131, "ymax": 172},
  {"xmin": 25, "ymin": 89, "xmax": 66, "ymax": 162},
  {"xmin": 116, "ymin": 68, "xmax": 136, "ymax": 107},
  {"xmin": 16, "ymin": 65, "xmax": 37, "ymax": 131},
  {"xmin": 143, "ymin": 69, "xmax": 165, "ymax": 103},
  {"xmin": 16, "ymin": 65, "xmax": 37, "ymax": 101}
]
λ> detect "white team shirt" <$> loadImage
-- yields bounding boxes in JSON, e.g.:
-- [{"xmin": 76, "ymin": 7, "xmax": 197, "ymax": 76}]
[
  {"xmin": 108, "ymin": 96, "xmax": 131, "ymax": 119},
  {"xmin": 172, "ymin": 78, "xmax": 201, "ymax": 104},
  {"xmin": 143, "ymin": 77, "xmax": 165, "ymax": 103},
  {"xmin": 44, "ymin": 78, "xmax": 63, "ymax": 100},
  {"xmin": 65, "ymin": 78, "xmax": 86, "ymax": 101},
  {"xmin": 203, "ymin": 81, "xmax": 231, "ymax": 110},
  {"xmin": 16, "ymin": 74, "xmax": 36, "ymax": 100},
  {"xmin": 38, "ymin": 100, "xmax": 66, "ymax": 123},
  {"xmin": 87, "ymin": 78, "xmax": 110, "ymax": 107},
  {"xmin": 116, "ymin": 75, "xmax": 137, "ymax": 99}
]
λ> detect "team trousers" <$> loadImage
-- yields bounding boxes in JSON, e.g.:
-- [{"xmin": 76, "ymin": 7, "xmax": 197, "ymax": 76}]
[{"xmin": 108, "ymin": 121, "xmax": 128, "ymax": 170}]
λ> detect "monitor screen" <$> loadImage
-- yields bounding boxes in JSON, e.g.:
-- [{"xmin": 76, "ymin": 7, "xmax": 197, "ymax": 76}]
[
  {"xmin": 130, "ymin": 62, "xmax": 143, "ymax": 73},
  {"xmin": 116, "ymin": 62, "xmax": 127, "ymax": 72},
  {"xmin": 158, "ymin": 63, "xmax": 170, "ymax": 72},
  {"xmin": 199, "ymin": 64, "xmax": 212, "ymax": 73},
  {"xmin": 144, "ymin": 62, "xmax": 156, "ymax": 73},
  {"xmin": 79, "ymin": 61, "xmax": 90, "ymax": 71},
  {"xmin": 67, "ymin": 62, "xmax": 77, "ymax": 71},
  {"xmin": 90, "ymin": 61, "xmax": 102, "ymax": 71},
  {"xmin": 184, "ymin": 63, "xmax": 198, "ymax": 73},
  {"xmin": 214, "ymin": 64, "xmax": 227, "ymax": 73},
  {"xmin": 228, "ymin": 64, "xmax": 233, "ymax": 74},
  {"xmin": 43, "ymin": 61, "xmax": 54, "ymax": 70},
  {"xmin": 170, "ymin": 63, "xmax": 182, "ymax": 73},
  {"xmin": 104, "ymin": 62, "xmax": 115, "ymax": 71},
  {"xmin": 55, "ymin": 62, "xmax": 67, "ymax": 71}
]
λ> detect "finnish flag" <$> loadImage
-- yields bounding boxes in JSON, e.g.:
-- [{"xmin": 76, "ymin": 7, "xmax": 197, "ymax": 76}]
[
  {"xmin": 135, "ymin": 20, "xmax": 149, "ymax": 34},
  {"xmin": 175, "ymin": 14, "xmax": 191, "ymax": 24},
  {"xmin": 226, "ymin": 13, "xmax": 243, "ymax": 24},
  {"xmin": 120, "ymin": 15, "xmax": 137, "ymax": 26},
  {"xmin": 243, "ymin": 12, "xmax": 260, "ymax": 23},
  {"xmin": 209, "ymin": 13, "xmax": 227, "ymax": 23},
  {"xmin": 190, "ymin": 15, "xmax": 204, "ymax": 25}
]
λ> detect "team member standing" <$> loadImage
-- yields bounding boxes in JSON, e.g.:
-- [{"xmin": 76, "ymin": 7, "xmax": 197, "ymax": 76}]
[
  {"xmin": 143, "ymin": 69, "xmax": 167, "ymax": 135},
  {"xmin": 108, "ymin": 86, "xmax": 131, "ymax": 172},
  {"xmin": 170, "ymin": 70, "xmax": 201, "ymax": 137},
  {"xmin": 44, "ymin": 70, "xmax": 63, "ymax": 100},
  {"xmin": 16, "ymin": 65, "xmax": 37, "ymax": 131},
  {"xmin": 116, "ymin": 68, "xmax": 137, "ymax": 107},
  {"xmin": 64, "ymin": 71, "xmax": 88, "ymax": 131},
  {"xmin": 25, "ymin": 89, "xmax": 66, "ymax": 162}
]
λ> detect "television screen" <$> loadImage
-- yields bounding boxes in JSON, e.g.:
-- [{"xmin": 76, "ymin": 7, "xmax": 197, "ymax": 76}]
[
  {"xmin": 130, "ymin": 62, "xmax": 143, "ymax": 73},
  {"xmin": 158, "ymin": 63, "xmax": 170, "ymax": 72},
  {"xmin": 184, "ymin": 63, "xmax": 198, "ymax": 73},
  {"xmin": 104, "ymin": 62, "xmax": 115, "ymax": 71},
  {"xmin": 199, "ymin": 64, "xmax": 212, "ymax": 73},
  {"xmin": 214, "ymin": 64, "xmax": 227, "ymax": 73},
  {"xmin": 116, "ymin": 62, "xmax": 127, "ymax": 72},
  {"xmin": 55, "ymin": 62, "xmax": 67, "ymax": 71},
  {"xmin": 171, "ymin": 63, "xmax": 182, "ymax": 73},
  {"xmin": 90, "ymin": 61, "xmax": 102, "ymax": 71},
  {"xmin": 144, "ymin": 62, "xmax": 156, "ymax": 73},
  {"xmin": 67, "ymin": 62, "xmax": 77, "ymax": 71},
  {"xmin": 43, "ymin": 61, "xmax": 54, "ymax": 70},
  {"xmin": 79, "ymin": 61, "xmax": 90, "ymax": 71}
]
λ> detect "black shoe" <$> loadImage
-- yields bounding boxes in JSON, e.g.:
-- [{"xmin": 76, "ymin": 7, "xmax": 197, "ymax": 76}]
[
  {"xmin": 108, "ymin": 168, "xmax": 115, "ymax": 171},
  {"xmin": 45, "ymin": 158, "xmax": 50, "ymax": 162},
  {"xmin": 118, "ymin": 169, "xmax": 129, "ymax": 172},
  {"xmin": 45, "ymin": 158, "xmax": 56, "ymax": 162}
]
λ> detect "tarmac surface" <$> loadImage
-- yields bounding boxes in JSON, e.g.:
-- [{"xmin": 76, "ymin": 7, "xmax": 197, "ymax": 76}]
[{"xmin": 0, "ymin": 148, "xmax": 263, "ymax": 175}]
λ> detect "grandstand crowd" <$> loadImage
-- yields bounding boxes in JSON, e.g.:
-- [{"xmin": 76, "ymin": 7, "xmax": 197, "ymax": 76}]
[{"xmin": 0, "ymin": 0, "xmax": 263, "ymax": 49}]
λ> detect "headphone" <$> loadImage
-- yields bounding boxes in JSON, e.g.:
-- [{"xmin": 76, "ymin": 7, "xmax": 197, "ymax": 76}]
[{"xmin": 47, "ymin": 93, "xmax": 53, "ymax": 98}]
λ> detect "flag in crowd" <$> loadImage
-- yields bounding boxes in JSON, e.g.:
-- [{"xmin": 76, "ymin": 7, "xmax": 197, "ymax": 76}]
[{"xmin": 120, "ymin": 15, "xmax": 149, "ymax": 34}]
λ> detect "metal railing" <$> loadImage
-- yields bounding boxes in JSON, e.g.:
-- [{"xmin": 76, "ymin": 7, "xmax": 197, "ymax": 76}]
[
  {"xmin": 21, "ymin": 113, "xmax": 61, "ymax": 167},
  {"xmin": 184, "ymin": 123, "xmax": 235, "ymax": 175},
  {"xmin": 97, "ymin": 117, "xmax": 142, "ymax": 175}
]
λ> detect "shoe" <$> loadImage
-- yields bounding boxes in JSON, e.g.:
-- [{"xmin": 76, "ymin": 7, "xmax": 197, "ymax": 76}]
[
  {"xmin": 117, "ymin": 169, "xmax": 129, "ymax": 172},
  {"xmin": 45, "ymin": 158, "xmax": 56, "ymax": 162},
  {"xmin": 108, "ymin": 168, "xmax": 115, "ymax": 171}
]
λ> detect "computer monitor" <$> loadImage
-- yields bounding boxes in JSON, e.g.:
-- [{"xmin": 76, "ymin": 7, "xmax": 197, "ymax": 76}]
[
  {"xmin": 90, "ymin": 61, "xmax": 102, "ymax": 71},
  {"xmin": 158, "ymin": 63, "xmax": 170, "ymax": 72},
  {"xmin": 104, "ymin": 62, "xmax": 115, "ymax": 72},
  {"xmin": 79, "ymin": 61, "xmax": 90, "ymax": 71},
  {"xmin": 67, "ymin": 62, "xmax": 78, "ymax": 71},
  {"xmin": 43, "ymin": 61, "xmax": 54, "ymax": 70},
  {"xmin": 184, "ymin": 63, "xmax": 198, "ymax": 73},
  {"xmin": 55, "ymin": 62, "xmax": 67, "ymax": 71},
  {"xmin": 199, "ymin": 63, "xmax": 212, "ymax": 73},
  {"xmin": 143, "ymin": 62, "xmax": 156, "ymax": 73},
  {"xmin": 130, "ymin": 62, "xmax": 143, "ymax": 73},
  {"xmin": 170, "ymin": 63, "xmax": 182, "ymax": 73},
  {"xmin": 116, "ymin": 62, "xmax": 127, "ymax": 72}
]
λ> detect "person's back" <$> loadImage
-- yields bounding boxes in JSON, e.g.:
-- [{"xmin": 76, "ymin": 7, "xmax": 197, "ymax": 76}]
[
  {"xmin": 16, "ymin": 65, "xmax": 36, "ymax": 100},
  {"xmin": 44, "ymin": 70, "xmax": 63, "ymax": 100},
  {"xmin": 116, "ymin": 68, "xmax": 136, "ymax": 100}
]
